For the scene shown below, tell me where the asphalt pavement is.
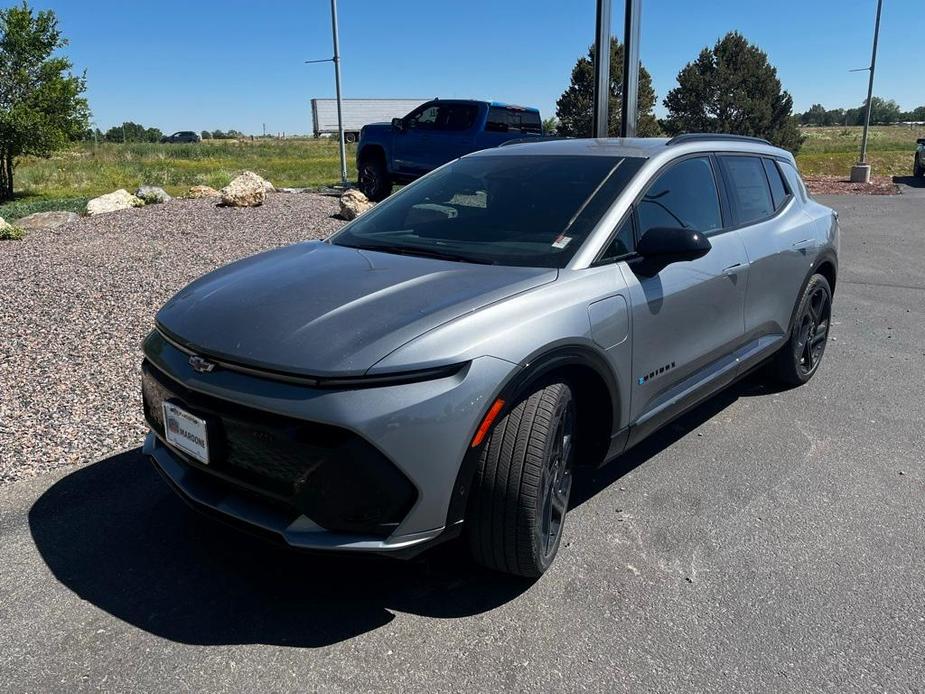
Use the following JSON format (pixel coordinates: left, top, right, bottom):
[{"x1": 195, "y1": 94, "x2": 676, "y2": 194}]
[{"x1": 1, "y1": 193, "x2": 923, "y2": 693}]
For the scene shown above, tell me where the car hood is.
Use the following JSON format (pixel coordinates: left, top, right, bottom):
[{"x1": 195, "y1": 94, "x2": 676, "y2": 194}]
[{"x1": 156, "y1": 241, "x2": 557, "y2": 377}]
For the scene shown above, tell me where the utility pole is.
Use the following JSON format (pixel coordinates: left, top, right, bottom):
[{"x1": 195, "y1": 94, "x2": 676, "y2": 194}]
[
  {"x1": 306, "y1": 0, "x2": 349, "y2": 188},
  {"x1": 620, "y1": 0, "x2": 641, "y2": 138},
  {"x1": 591, "y1": 0, "x2": 612, "y2": 138},
  {"x1": 850, "y1": 0, "x2": 884, "y2": 183}
]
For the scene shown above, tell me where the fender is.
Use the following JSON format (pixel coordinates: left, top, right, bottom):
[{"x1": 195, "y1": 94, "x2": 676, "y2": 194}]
[
  {"x1": 444, "y1": 343, "x2": 624, "y2": 527},
  {"x1": 787, "y1": 249, "x2": 838, "y2": 335}
]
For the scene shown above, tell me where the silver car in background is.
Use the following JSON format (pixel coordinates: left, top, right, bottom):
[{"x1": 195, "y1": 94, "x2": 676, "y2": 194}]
[{"x1": 142, "y1": 135, "x2": 838, "y2": 577}]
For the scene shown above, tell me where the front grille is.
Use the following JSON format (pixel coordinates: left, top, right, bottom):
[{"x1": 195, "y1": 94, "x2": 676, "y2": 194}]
[{"x1": 142, "y1": 360, "x2": 417, "y2": 535}]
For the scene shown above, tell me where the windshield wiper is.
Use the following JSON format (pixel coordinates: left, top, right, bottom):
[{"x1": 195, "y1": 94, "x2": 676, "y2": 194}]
[{"x1": 342, "y1": 242, "x2": 495, "y2": 265}]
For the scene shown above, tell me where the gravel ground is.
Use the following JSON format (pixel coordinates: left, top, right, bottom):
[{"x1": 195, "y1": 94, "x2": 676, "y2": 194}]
[
  {"x1": 0, "y1": 194, "x2": 344, "y2": 484},
  {"x1": 804, "y1": 175, "x2": 899, "y2": 195}
]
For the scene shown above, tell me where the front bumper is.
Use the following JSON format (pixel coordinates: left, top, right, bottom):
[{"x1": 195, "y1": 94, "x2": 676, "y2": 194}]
[
  {"x1": 144, "y1": 432, "x2": 447, "y2": 553},
  {"x1": 141, "y1": 334, "x2": 518, "y2": 553}
]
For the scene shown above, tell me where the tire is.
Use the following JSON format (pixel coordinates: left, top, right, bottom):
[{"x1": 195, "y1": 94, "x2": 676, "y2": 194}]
[
  {"x1": 772, "y1": 274, "x2": 832, "y2": 386},
  {"x1": 358, "y1": 155, "x2": 391, "y2": 202},
  {"x1": 466, "y1": 382, "x2": 576, "y2": 578}
]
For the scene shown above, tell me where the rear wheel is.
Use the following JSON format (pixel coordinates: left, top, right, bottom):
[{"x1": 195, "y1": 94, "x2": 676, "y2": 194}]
[
  {"x1": 466, "y1": 383, "x2": 576, "y2": 578},
  {"x1": 773, "y1": 274, "x2": 832, "y2": 386},
  {"x1": 358, "y1": 155, "x2": 391, "y2": 202}
]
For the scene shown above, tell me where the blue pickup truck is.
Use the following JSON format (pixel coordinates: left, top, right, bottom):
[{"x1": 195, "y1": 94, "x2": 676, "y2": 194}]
[{"x1": 356, "y1": 99, "x2": 544, "y2": 201}]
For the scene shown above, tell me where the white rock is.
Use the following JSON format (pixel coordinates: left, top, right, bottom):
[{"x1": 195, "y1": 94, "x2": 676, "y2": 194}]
[
  {"x1": 220, "y1": 172, "x2": 267, "y2": 207},
  {"x1": 134, "y1": 185, "x2": 171, "y2": 204},
  {"x1": 86, "y1": 189, "x2": 144, "y2": 216},
  {"x1": 339, "y1": 189, "x2": 374, "y2": 220}
]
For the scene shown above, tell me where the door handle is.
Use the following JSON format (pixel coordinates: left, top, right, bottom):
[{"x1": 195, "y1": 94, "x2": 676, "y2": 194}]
[
  {"x1": 792, "y1": 239, "x2": 813, "y2": 250},
  {"x1": 722, "y1": 262, "x2": 743, "y2": 275}
]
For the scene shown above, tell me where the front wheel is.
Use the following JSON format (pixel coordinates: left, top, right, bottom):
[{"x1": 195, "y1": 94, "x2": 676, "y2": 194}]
[
  {"x1": 773, "y1": 274, "x2": 832, "y2": 386},
  {"x1": 466, "y1": 383, "x2": 576, "y2": 578},
  {"x1": 358, "y1": 156, "x2": 391, "y2": 202}
]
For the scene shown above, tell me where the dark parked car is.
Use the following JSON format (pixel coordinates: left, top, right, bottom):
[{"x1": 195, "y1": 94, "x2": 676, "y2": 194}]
[
  {"x1": 914, "y1": 138, "x2": 925, "y2": 177},
  {"x1": 160, "y1": 131, "x2": 201, "y2": 144},
  {"x1": 357, "y1": 99, "x2": 544, "y2": 201}
]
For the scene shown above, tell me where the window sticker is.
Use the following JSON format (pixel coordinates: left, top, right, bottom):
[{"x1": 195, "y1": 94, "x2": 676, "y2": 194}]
[{"x1": 552, "y1": 235, "x2": 572, "y2": 249}]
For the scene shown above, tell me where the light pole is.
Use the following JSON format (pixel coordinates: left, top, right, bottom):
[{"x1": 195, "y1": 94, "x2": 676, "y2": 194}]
[
  {"x1": 620, "y1": 0, "x2": 641, "y2": 138},
  {"x1": 591, "y1": 0, "x2": 612, "y2": 138},
  {"x1": 850, "y1": 0, "x2": 884, "y2": 183},
  {"x1": 592, "y1": 0, "x2": 642, "y2": 139},
  {"x1": 306, "y1": 0, "x2": 349, "y2": 188}
]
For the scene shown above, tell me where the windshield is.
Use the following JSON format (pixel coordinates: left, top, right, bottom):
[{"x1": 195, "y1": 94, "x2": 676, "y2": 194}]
[{"x1": 330, "y1": 154, "x2": 645, "y2": 268}]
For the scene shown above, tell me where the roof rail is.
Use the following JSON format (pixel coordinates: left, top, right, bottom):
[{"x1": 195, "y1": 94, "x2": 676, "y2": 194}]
[
  {"x1": 666, "y1": 133, "x2": 772, "y2": 146},
  {"x1": 498, "y1": 135, "x2": 570, "y2": 147}
]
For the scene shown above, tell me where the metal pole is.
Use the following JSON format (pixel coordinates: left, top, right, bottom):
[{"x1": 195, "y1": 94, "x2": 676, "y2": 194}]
[
  {"x1": 620, "y1": 0, "x2": 641, "y2": 138},
  {"x1": 330, "y1": 0, "x2": 348, "y2": 186},
  {"x1": 591, "y1": 0, "x2": 612, "y2": 138},
  {"x1": 858, "y1": 0, "x2": 883, "y2": 165}
]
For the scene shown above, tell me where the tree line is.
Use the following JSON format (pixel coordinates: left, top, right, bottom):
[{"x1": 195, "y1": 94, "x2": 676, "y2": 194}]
[{"x1": 795, "y1": 99, "x2": 925, "y2": 127}]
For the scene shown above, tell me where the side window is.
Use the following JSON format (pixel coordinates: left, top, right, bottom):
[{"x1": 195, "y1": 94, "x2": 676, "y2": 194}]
[
  {"x1": 407, "y1": 104, "x2": 439, "y2": 130},
  {"x1": 779, "y1": 160, "x2": 808, "y2": 202},
  {"x1": 637, "y1": 157, "x2": 722, "y2": 235},
  {"x1": 600, "y1": 214, "x2": 635, "y2": 262},
  {"x1": 436, "y1": 104, "x2": 477, "y2": 132},
  {"x1": 720, "y1": 155, "x2": 774, "y2": 224},
  {"x1": 762, "y1": 158, "x2": 789, "y2": 209}
]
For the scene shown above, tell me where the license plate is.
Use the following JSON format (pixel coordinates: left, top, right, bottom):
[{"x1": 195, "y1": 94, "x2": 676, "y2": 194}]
[{"x1": 162, "y1": 401, "x2": 210, "y2": 464}]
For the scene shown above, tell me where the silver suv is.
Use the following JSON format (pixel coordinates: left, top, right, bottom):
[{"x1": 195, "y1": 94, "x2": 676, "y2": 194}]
[{"x1": 142, "y1": 135, "x2": 838, "y2": 577}]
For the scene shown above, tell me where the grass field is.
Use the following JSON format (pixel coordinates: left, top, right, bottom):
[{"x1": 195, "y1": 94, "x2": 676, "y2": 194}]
[
  {"x1": 797, "y1": 125, "x2": 924, "y2": 177},
  {"x1": 1, "y1": 138, "x2": 357, "y2": 221},
  {"x1": 2, "y1": 125, "x2": 923, "y2": 221}
]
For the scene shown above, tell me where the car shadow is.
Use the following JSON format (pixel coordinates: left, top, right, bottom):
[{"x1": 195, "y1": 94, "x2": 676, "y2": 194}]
[
  {"x1": 892, "y1": 175, "x2": 925, "y2": 188},
  {"x1": 29, "y1": 370, "x2": 774, "y2": 648}
]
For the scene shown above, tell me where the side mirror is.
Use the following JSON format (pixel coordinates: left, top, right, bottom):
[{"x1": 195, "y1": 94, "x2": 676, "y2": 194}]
[
  {"x1": 391, "y1": 118, "x2": 405, "y2": 132},
  {"x1": 634, "y1": 226, "x2": 711, "y2": 276}
]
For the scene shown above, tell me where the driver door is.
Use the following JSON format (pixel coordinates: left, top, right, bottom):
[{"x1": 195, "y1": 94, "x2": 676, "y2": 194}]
[
  {"x1": 619, "y1": 154, "x2": 749, "y2": 443},
  {"x1": 393, "y1": 102, "x2": 440, "y2": 177}
]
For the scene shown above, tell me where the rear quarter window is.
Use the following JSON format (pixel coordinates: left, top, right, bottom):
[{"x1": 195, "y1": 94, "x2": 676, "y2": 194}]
[
  {"x1": 486, "y1": 107, "x2": 542, "y2": 134},
  {"x1": 719, "y1": 155, "x2": 774, "y2": 225}
]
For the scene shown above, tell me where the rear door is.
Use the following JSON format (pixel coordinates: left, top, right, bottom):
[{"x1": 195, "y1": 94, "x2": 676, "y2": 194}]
[
  {"x1": 718, "y1": 155, "x2": 815, "y2": 363},
  {"x1": 618, "y1": 155, "x2": 749, "y2": 441}
]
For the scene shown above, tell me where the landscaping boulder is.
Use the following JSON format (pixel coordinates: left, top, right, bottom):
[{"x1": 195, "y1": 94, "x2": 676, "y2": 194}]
[
  {"x1": 338, "y1": 189, "x2": 374, "y2": 220},
  {"x1": 134, "y1": 185, "x2": 172, "y2": 204},
  {"x1": 220, "y1": 171, "x2": 267, "y2": 207},
  {"x1": 259, "y1": 175, "x2": 276, "y2": 194},
  {"x1": 0, "y1": 217, "x2": 24, "y2": 240},
  {"x1": 86, "y1": 189, "x2": 145, "y2": 216},
  {"x1": 13, "y1": 211, "x2": 80, "y2": 231},
  {"x1": 187, "y1": 185, "x2": 221, "y2": 198}
]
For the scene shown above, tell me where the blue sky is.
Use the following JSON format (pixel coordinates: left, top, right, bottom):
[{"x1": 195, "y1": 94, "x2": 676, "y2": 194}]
[{"x1": 27, "y1": 0, "x2": 925, "y2": 134}]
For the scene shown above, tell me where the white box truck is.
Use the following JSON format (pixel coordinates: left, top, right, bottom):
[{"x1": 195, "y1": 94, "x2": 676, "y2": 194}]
[{"x1": 311, "y1": 98, "x2": 428, "y2": 142}]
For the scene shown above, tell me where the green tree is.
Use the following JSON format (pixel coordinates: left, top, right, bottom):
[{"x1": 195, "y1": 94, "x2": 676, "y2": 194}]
[
  {"x1": 0, "y1": 3, "x2": 89, "y2": 200},
  {"x1": 555, "y1": 36, "x2": 659, "y2": 138},
  {"x1": 800, "y1": 104, "x2": 827, "y2": 126},
  {"x1": 200, "y1": 129, "x2": 212, "y2": 140},
  {"x1": 541, "y1": 116, "x2": 559, "y2": 135},
  {"x1": 662, "y1": 32, "x2": 803, "y2": 152},
  {"x1": 864, "y1": 96, "x2": 901, "y2": 124}
]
